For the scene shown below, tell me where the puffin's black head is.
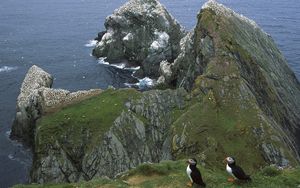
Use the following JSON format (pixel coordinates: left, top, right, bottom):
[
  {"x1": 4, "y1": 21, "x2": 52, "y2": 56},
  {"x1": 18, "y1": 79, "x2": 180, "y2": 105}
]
[
  {"x1": 187, "y1": 158, "x2": 197, "y2": 166},
  {"x1": 224, "y1": 156, "x2": 235, "y2": 165}
]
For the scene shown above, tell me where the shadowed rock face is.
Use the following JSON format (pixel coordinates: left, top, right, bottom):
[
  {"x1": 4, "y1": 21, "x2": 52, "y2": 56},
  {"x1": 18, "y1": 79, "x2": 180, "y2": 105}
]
[
  {"x1": 92, "y1": 0, "x2": 185, "y2": 77},
  {"x1": 160, "y1": 0, "x2": 300, "y2": 160},
  {"x1": 11, "y1": 65, "x2": 101, "y2": 146}
]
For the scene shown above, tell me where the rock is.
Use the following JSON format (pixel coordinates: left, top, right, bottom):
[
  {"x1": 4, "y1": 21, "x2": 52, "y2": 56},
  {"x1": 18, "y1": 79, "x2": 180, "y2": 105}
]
[
  {"x1": 159, "y1": 60, "x2": 173, "y2": 83},
  {"x1": 162, "y1": 0, "x2": 300, "y2": 162},
  {"x1": 92, "y1": 0, "x2": 185, "y2": 77},
  {"x1": 163, "y1": 31, "x2": 198, "y2": 88},
  {"x1": 38, "y1": 88, "x2": 101, "y2": 114},
  {"x1": 10, "y1": 65, "x2": 53, "y2": 145},
  {"x1": 94, "y1": 31, "x2": 106, "y2": 41},
  {"x1": 261, "y1": 143, "x2": 289, "y2": 167},
  {"x1": 10, "y1": 65, "x2": 101, "y2": 146},
  {"x1": 31, "y1": 88, "x2": 187, "y2": 183}
]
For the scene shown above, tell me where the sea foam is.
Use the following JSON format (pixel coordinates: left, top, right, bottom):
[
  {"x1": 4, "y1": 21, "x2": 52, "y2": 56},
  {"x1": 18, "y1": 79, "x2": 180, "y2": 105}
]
[
  {"x1": 98, "y1": 57, "x2": 140, "y2": 71},
  {"x1": 85, "y1": 40, "x2": 98, "y2": 47},
  {"x1": 0, "y1": 66, "x2": 18, "y2": 73},
  {"x1": 125, "y1": 77, "x2": 155, "y2": 89}
]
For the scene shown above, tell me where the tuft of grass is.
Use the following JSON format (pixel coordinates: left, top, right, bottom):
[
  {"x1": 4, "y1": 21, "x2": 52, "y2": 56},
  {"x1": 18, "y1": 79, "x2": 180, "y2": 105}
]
[{"x1": 260, "y1": 166, "x2": 282, "y2": 177}]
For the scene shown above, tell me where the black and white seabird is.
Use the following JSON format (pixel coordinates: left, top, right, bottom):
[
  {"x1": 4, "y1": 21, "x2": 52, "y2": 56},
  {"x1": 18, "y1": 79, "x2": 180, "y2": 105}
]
[
  {"x1": 224, "y1": 156, "x2": 251, "y2": 182},
  {"x1": 186, "y1": 158, "x2": 206, "y2": 187}
]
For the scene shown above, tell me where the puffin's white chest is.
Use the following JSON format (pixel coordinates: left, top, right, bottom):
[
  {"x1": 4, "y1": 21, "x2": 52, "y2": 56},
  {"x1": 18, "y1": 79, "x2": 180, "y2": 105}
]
[
  {"x1": 186, "y1": 165, "x2": 193, "y2": 181},
  {"x1": 226, "y1": 164, "x2": 235, "y2": 177}
]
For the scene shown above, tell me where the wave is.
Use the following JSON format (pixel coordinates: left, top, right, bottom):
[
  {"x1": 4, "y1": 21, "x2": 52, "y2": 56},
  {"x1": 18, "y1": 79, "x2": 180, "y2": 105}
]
[
  {"x1": 5, "y1": 131, "x2": 23, "y2": 147},
  {"x1": 125, "y1": 77, "x2": 155, "y2": 89},
  {"x1": 0, "y1": 66, "x2": 18, "y2": 73},
  {"x1": 6, "y1": 131, "x2": 32, "y2": 166},
  {"x1": 124, "y1": 66, "x2": 140, "y2": 71},
  {"x1": 98, "y1": 57, "x2": 140, "y2": 71},
  {"x1": 85, "y1": 40, "x2": 98, "y2": 47},
  {"x1": 97, "y1": 57, "x2": 110, "y2": 65}
]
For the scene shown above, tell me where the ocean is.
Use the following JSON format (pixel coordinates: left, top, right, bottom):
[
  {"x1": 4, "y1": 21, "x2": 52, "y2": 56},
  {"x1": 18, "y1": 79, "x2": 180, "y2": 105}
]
[{"x1": 0, "y1": 0, "x2": 299, "y2": 187}]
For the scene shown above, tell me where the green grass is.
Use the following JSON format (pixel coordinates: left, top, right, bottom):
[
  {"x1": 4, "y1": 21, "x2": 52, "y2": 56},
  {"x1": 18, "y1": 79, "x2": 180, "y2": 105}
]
[
  {"x1": 14, "y1": 160, "x2": 300, "y2": 188},
  {"x1": 35, "y1": 88, "x2": 141, "y2": 157}
]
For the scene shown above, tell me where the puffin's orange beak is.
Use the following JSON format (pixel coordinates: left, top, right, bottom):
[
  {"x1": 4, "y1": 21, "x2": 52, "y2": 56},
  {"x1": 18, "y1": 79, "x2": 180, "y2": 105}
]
[
  {"x1": 186, "y1": 160, "x2": 190, "y2": 164},
  {"x1": 223, "y1": 158, "x2": 227, "y2": 164}
]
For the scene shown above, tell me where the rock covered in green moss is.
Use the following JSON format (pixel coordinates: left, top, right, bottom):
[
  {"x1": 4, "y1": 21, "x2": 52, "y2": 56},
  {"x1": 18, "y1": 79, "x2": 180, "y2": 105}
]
[
  {"x1": 92, "y1": 0, "x2": 185, "y2": 77},
  {"x1": 31, "y1": 88, "x2": 187, "y2": 183},
  {"x1": 159, "y1": 0, "x2": 300, "y2": 164}
]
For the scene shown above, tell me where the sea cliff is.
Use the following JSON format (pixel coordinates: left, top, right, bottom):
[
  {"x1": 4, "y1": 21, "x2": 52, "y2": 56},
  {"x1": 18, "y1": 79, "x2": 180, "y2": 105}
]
[{"x1": 11, "y1": 0, "x2": 300, "y2": 186}]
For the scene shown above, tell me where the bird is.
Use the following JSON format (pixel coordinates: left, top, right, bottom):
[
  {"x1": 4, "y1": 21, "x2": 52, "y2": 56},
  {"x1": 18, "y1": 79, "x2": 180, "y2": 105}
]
[
  {"x1": 224, "y1": 156, "x2": 251, "y2": 182},
  {"x1": 186, "y1": 158, "x2": 206, "y2": 187}
]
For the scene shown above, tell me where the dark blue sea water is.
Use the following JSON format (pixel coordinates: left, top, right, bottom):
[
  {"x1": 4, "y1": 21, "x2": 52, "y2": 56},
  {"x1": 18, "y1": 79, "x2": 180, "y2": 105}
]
[{"x1": 0, "y1": 0, "x2": 299, "y2": 187}]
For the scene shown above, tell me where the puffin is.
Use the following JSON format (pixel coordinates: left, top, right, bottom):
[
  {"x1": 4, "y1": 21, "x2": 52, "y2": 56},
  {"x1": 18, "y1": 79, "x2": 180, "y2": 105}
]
[
  {"x1": 224, "y1": 156, "x2": 251, "y2": 182},
  {"x1": 186, "y1": 158, "x2": 206, "y2": 187}
]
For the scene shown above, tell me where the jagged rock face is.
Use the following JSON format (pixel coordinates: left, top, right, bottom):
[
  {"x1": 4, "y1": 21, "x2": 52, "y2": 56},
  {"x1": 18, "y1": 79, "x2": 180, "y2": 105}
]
[
  {"x1": 92, "y1": 0, "x2": 185, "y2": 77},
  {"x1": 161, "y1": 0, "x2": 300, "y2": 162},
  {"x1": 11, "y1": 65, "x2": 101, "y2": 146},
  {"x1": 31, "y1": 89, "x2": 187, "y2": 183}
]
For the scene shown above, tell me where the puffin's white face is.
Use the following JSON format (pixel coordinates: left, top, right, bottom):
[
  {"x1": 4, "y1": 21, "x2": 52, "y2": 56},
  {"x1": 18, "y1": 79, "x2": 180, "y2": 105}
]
[
  {"x1": 187, "y1": 158, "x2": 197, "y2": 165},
  {"x1": 225, "y1": 157, "x2": 235, "y2": 164}
]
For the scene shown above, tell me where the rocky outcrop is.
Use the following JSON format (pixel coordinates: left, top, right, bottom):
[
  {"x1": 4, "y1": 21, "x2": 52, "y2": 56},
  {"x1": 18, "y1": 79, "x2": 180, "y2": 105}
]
[
  {"x1": 10, "y1": 65, "x2": 101, "y2": 146},
  {"x1": 92, "y1": 0, "x2": 185, "y2": 77},
  {"x1": 159, "y1": 0, "x2": 300, "y2": 160},
  {"x1": 31, "y1": 88, "x2": 187, "y2": 183}
]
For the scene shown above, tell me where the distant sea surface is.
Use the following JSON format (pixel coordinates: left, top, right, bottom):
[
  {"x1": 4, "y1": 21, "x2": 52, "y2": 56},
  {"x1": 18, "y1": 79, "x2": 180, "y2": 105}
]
[{"x1": 0, "y1": 0, "x2": 299, "y2": 187}]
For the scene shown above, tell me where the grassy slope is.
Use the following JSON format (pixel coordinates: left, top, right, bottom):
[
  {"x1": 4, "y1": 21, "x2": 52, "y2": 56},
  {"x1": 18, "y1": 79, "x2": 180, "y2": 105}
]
[
  {"x1": 14, "y1": 160, "x2": 300, "y2": 188},
  {"x1": 34, "y1": 88, "x2": 141, "y2": 162}
]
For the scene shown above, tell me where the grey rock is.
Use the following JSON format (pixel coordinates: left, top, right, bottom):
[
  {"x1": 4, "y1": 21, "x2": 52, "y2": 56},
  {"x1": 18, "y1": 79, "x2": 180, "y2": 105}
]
[
  {"x1": 162, "y1": 0, "x2": 300, "y2": 161},
  {"x1": 261, "y1": 143, "x2": 289, "y2": 167},
  {"x1": 92, "y1": 0, "x2": 185, "y2": 77},
  {"x1": 31, "y1": 88, "x2": 187, "y2": 183},
  {"x1": 11, "y1": 65, "x2": 53, "y2": 145},
  {"x1": 11, "y1": 65, "x2": 101, "y2": 146}
]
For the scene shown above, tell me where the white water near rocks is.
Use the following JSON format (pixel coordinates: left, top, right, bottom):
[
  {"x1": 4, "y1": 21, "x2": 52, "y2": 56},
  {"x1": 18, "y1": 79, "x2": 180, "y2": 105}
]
[{"x1": 0, "y1": 0, "x2": 299, "y2": 187}]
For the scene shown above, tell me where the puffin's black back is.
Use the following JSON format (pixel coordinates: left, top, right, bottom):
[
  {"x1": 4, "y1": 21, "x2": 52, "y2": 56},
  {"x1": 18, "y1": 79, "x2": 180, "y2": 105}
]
[
  {"x1": 229, "y1": 163, "x2": 251, "y2": 181},
  {"x1": 190, "y1": 165, "x2": 206, "y2": 187}
]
